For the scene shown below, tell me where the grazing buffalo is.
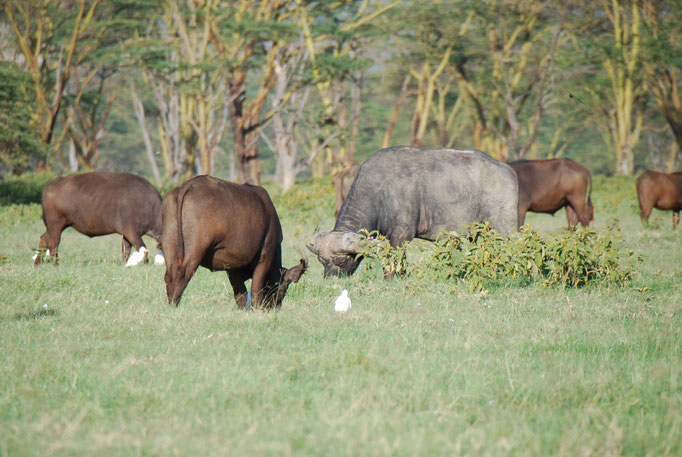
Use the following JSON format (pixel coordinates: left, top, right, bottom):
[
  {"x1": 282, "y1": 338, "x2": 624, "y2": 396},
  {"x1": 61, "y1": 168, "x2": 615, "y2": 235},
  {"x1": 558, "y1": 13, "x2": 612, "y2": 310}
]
[
  {"x1": 333, "y1": 164, "x2": 360, "y2": 217},
  {"x1": 34, "y1": 172, "x2": 162, "y2": 265},
  {"x1": 162, "y1": 175, "x2": 307, "y2": 308},
  {"x1": 508, "y1": 158, "x2": 594, "y2": 228},
  {"x1": 307, "y1": 146, "x2": 519, "y2": 277},
  {"x1": 636, "y1": 170, "x2": 682, "y2": 229}
]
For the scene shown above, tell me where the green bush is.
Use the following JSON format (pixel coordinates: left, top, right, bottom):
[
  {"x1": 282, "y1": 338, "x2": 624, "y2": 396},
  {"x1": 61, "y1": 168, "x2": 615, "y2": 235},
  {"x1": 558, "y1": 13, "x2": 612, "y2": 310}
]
[
  {"x1": 357, "y1": 222, "x2": 643, "y2": 291},
  {"x1": 0, "y1": 172, "x2": 55, "y2": 205},
  {"x1": 357, "y1": 230, "x2": 408, "y2": 278}
]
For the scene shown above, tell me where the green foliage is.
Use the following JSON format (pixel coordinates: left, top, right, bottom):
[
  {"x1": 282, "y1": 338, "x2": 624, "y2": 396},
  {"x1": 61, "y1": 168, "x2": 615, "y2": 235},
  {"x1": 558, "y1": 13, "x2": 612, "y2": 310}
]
[
  {"x1": 0, "y1": 62, "x2": 46, "y2": 173},
  {"x1": 0, "y1": 172, "x2": 55, "y2": 206},
  {"x1": 357, "y1": 230, "x2": 408, "y2": 278},
  {"x1": 357, "y1": 222, "x2": 642, "y2": 291},
  {"x1": 428, "y1": 223, "x2": 643, "y2": 291}
]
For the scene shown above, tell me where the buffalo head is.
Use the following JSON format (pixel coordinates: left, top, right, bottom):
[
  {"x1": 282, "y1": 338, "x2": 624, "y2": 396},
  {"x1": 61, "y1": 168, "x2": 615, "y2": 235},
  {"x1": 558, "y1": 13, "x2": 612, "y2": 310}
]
[
  {"x1": 265, "y1": 248, "x2": 308, "y2": 308},
  {"x1": 306, "y1": 231, "x2": 362, "y2": 277}
]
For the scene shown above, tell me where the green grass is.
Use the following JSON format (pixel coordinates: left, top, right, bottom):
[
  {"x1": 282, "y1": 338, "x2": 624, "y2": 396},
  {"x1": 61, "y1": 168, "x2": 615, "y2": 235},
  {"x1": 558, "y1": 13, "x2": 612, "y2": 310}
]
[{"x1": 1, "y1": 176, "x2": 680, "y2": 456}]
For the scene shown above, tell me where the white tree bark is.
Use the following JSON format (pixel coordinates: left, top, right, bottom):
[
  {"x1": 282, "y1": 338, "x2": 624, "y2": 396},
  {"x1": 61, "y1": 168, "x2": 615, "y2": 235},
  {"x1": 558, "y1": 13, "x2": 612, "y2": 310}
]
[{"x1": 130, "y1": 82, "x2": 162, "y2": 186}]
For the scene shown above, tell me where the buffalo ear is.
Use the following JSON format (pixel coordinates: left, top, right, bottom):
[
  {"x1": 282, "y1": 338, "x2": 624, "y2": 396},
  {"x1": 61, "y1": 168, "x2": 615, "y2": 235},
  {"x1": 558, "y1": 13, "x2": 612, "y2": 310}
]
[
  {"x1": 284, "y1": 247, "x2": 308, "y2": 284},
  {"x1": 284, "y1": 263, "x2": 306, "y2": 283},
  {"x1": 306, "y1": 241, "x2": 318, "y2": 255}
]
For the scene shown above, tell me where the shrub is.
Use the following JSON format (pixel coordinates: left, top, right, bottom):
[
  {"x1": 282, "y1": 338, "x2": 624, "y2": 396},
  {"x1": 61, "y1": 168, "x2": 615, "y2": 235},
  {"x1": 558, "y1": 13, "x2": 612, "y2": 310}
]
[
  {"x1": 0, "y1": 172, "x2": 55, "y2": 205},
  {"x1": 357, "y1": 230, "x2": 408, "y2": 278},
  {"x1": 357, "y1": 222, "x2": 642, "y2": 291}
]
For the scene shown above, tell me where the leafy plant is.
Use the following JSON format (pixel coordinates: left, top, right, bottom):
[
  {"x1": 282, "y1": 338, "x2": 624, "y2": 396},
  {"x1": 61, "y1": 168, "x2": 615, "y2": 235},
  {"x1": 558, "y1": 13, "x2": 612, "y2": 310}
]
[
  {"x1": 357, "y1": 230, "x2": 408, "y2": 279},
  {"x1": 356, "y1": 222, "x2": 643, "y2": 291},
  {"x1": 427, "y1": 222, "x2": 642, "y2": 291}
]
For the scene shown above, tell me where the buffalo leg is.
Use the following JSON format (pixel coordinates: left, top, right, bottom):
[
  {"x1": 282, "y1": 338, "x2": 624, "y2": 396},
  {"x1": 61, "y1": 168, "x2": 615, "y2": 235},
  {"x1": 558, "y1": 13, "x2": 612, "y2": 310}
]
[
  {"x1": 566, "y1": 194, "x2": 590, "y2": 227},
  {"x1": 639, "y1": 202, "x2": 652, "y2": 226},
  {"x1": 250, "y1": 259, "x2": 276, "y2": 308},
  {"x1": 122, "y1": 229, "x2": 148, "y2": 263},
  {"x1": 389, "y1": 227, "x2": 410, "y2": 248},
  {"x1": 122, "y1": 237, "x2": 132, "y2": 262},
  {"x1": 566, "y1": 205, "x2": 579, "y2": 229},
  {"x1": 166, "y1": 258, "x2": 200, "y2": 306},
  {"x1": 517, "y1": 207, "x2": 527, "y2": 228},
  {"x1": 227, "y1": 271, "x2": 249, "y2": 309},
  {"x1": 386, "y1": 229, "x2": 410, "y2": 280},
  {"x1": 673, "y1": 211, "x2": 680, "y2": 229},
  {"x1": 34, "y1": 219, "x2": 66, "y2": 266},
  {"x1": 637, "y1": 190, "x2": 652, "y2": 225}
]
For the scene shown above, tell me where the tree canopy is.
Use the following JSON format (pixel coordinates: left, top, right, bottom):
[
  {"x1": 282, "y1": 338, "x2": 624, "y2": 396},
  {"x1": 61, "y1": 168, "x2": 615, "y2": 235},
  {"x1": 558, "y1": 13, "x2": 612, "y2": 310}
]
[{"x1": 1, "y1": 0, "x2": 680, "y2": 183}]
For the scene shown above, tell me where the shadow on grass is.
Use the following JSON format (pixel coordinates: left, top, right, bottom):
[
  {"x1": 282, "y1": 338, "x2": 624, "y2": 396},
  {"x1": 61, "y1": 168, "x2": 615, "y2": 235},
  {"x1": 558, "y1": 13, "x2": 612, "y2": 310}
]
[{"x1": 12, "y1": 307, "x2": 59, "y2": 320}]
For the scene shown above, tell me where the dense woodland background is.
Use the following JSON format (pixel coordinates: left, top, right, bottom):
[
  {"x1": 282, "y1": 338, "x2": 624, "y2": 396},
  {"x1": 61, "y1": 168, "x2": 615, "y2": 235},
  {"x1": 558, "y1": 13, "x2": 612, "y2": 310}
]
[{"x1": 1, "y1": 0, "x2": 681, "y2": 192}]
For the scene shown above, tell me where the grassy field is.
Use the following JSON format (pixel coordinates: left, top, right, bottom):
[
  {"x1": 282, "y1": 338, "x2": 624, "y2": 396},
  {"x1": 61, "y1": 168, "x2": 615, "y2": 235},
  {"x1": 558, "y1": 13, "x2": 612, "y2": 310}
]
[{"x1": 0, "y1": 176, "x2": 680, "y2": 456}]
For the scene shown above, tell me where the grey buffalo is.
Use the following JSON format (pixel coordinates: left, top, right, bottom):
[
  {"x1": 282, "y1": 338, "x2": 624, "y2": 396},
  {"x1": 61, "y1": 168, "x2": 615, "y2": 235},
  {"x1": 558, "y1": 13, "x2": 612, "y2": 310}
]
[{"x1": 307, "y1": 146, "x2": 519, "y2": 277}]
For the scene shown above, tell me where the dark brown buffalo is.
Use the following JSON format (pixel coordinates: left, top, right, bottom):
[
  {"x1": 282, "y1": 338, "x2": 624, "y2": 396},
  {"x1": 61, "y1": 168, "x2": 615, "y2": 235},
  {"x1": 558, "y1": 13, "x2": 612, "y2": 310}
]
[
  {"x1": 333, "y1": 164, "x2": 360, "y2": 217},
  {"x1": 34, "y1": 172, "x2": 162, "y2": 265},
  {"x1": 636, "y1": 170, "x2": 682, "y2": 228},
  {"x1": 509, "y1": 158, "x2": 594, "y2": 228},
  {"x1": 162, "y1": 175, "x2": 307, "y2": 309}
]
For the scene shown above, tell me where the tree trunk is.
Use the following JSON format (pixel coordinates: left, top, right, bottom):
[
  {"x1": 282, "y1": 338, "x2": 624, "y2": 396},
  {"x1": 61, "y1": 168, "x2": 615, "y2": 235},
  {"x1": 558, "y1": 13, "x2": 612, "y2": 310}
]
[
  {"x1": 347, "y1": 71, "x2": 364, "y2": 166},
  {"x1": 130, "y1": 83, "x2": 162, "y2": 186},
  {"x1": 69, "y1": 139, "x2": 79, "y2": 172},
  {"x1": 245, "y1": 136, "x2": 262, "y2": 185},
  {"x1": 276, "y1": 150, "x2": 297, "y2": 192},
  {"x1": 383, "y1": 75, "x2": 411, "y2": 148}
]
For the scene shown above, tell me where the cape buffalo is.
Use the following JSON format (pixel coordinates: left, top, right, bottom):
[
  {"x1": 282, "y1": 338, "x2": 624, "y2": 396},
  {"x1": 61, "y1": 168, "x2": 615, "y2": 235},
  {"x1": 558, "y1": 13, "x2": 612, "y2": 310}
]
[
  {"x1": 162, "y1": 175, "x2": 307, "y2": 309},
  {"x1": 508, "y1": 158, "x2": 594, "y2": 228},
  {"x1": 636, "y1": 170, "x2": 682, "y2": 229},
  {"x1": 307, "y1": 146, "x2": 519, "y2": 277},
  {"x1": 333, "y1": 164, "x2": 360, "y2": 217},
  {"x1": 34, "y1": 172, "x2": 162, "y2": 265}
]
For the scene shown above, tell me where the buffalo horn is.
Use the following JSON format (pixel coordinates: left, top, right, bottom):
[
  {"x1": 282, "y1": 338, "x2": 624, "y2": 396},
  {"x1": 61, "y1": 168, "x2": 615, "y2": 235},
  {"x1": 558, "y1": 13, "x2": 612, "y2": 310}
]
[
  {"x1": 295, "y1": 247, "x2": 309, "y2": 268},
  {"x1": 332, "y1": 231, "x2": 362, "y2": 255}
]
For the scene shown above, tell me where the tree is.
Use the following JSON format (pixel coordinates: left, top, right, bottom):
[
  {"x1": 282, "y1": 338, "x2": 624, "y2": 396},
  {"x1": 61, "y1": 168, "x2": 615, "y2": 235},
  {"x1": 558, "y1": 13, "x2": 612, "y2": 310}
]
[
  {"x1": 64, "y1": 67, "x2": 121, "y2": 170},
  {"x1": 385, "y1": 2, "x2": 473, "y2": 148},
  {"x1": 382, "y1": 0, "x2": 564, "y2": 160},
  {"x1": 1, "y1": 0, "x2": 154, "y2": 171},
  {"x1": 296, "y1": 0, "x2": 397, "y2": 177},
  {"x1": 641, "y1": 0, "x2": 682, "y2": 163},
  {"x1": 452, "y1": 0, "x2": 566, "y2": 160},
  {"x1": 127, "y1": 0, "x2": 233, "y2": 182},
  {"x1": 207, "y1": 0, "x2": 297, "y2": 185},
  {"x1": 0, "y1": 61, "x2": 45, "y2": 173},
  {"x1": 572, "y1": 0, "x2": 646, "y2": 175}
]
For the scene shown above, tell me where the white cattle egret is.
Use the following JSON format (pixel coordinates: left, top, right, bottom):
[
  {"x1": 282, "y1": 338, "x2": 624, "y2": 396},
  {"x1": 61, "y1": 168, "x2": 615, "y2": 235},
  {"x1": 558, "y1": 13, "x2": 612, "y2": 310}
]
[
  {"x1": 335, "y1": 289, "x2": 351, "y2": 312},
  {"x1": 154, "y1": 252, "x2": 165, "y2": 266},
  {"x1": 33, "y1": 249, "x2": 50, "y2": 262},
  {"x1": 125, "y1": 247, "x2": 149, "y2": 267}
]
